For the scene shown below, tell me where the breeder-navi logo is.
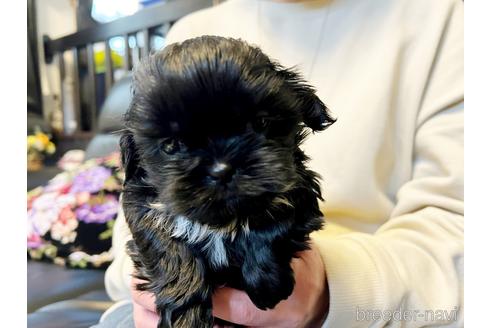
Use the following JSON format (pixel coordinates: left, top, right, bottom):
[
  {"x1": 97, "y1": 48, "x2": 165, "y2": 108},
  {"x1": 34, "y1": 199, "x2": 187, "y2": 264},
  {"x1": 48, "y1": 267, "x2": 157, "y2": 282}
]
[{"x1": 356, "y1": 306, "x2": 459, "y2": 322}]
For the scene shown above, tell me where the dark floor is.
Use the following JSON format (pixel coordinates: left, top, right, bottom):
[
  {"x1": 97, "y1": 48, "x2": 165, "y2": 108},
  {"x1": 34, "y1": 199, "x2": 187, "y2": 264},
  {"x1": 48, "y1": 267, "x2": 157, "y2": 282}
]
[{"x1": 27, "y1": 261, "x2": 111, "y2": 328}]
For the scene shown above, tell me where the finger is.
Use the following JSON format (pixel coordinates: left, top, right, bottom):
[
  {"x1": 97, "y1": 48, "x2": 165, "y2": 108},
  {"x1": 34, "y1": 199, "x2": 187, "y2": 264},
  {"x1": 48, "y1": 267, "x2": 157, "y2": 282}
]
[
  {"x1": 212, "y1": 287, "x2": 272, "y2": 326},
  {"x1": 133, "y1": 302, "x2": 160, "y2": 328},
  {"x1": 131, "y1": 277, "x2": 157, "y2": 312}
]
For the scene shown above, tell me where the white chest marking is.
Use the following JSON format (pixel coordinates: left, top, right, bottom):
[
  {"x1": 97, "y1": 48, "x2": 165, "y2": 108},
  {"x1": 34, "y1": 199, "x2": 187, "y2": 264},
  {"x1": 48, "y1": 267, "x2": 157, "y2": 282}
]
[
  {"x1": 171, "y1": 215, "x2": 230, "y2": 269},
  {"x1": 147, "y1": 203, "x2": 248, "y2": 269}
]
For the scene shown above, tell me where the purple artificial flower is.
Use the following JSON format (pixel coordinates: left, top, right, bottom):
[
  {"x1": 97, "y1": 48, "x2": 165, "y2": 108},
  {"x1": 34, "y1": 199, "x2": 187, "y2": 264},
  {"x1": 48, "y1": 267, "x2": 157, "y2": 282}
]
[
  {"x1": 27, "y1": 231, "x2": 43, "y2": 249},
  {"x1": 75, "y1": 195, "x2": 119, "y2": 223},
  {"x1": 70, "y1": 166, "x2": 112, "y2": 194}
]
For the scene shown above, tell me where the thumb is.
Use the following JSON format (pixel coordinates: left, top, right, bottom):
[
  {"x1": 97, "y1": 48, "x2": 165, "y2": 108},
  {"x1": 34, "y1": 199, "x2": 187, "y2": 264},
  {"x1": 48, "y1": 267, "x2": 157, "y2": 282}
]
[{"x1": 131, "y1": 276, "x2": 157, "y2": 312}]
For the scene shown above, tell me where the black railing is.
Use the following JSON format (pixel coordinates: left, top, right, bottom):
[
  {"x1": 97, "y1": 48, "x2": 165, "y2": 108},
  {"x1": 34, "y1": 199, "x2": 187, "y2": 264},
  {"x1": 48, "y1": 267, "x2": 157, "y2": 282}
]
[{"x1": 43, "y1": 0, "x2": 213, "y2": 134}]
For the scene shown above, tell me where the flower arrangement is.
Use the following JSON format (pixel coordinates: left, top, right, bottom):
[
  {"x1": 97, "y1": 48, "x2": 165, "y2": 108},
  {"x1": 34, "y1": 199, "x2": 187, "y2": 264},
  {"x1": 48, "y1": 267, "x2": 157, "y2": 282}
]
[
  {"x1": 27, "y1": 130, "x2": 56, "y2": 171},
  {"x1": 27, "y1": 151, "x2": 123, "y2": 269}
]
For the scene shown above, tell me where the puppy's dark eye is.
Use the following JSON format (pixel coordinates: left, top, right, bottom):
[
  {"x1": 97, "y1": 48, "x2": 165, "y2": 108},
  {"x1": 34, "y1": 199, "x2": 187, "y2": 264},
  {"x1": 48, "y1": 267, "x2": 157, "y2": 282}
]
[
  {"x1": 159, "y1": 138, "x2": 179, "y2": 155},
  {"x1": 254, "y1": 116, "x2": 270, "y2": 131}
]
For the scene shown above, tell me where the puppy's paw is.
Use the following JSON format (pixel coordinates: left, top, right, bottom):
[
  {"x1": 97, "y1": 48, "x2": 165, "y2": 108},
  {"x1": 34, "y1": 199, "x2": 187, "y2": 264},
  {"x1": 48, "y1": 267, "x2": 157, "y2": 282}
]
[{"x1": 246, "y1": 271, "x2": 295, "y2": 310}]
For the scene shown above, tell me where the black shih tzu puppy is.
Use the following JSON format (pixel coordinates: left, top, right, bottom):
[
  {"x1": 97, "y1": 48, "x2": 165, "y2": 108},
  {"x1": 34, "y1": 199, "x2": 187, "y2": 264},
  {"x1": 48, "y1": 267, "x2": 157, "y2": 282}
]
[{"x1": 120, "y1": 36, "x2": 335, "y2": 328}]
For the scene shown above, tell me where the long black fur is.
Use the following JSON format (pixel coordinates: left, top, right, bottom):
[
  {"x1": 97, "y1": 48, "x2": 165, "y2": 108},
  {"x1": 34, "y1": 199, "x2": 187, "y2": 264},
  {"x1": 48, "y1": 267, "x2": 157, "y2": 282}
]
[{"x1": 120, "y1": 36, "x2": 335, "y2": 328}]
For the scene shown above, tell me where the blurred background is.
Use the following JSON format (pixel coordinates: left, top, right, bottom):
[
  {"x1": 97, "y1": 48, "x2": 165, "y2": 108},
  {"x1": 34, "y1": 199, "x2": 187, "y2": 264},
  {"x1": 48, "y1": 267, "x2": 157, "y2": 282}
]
[
  {"x1": 27, "y1": 0, "x2": 224, "y2": 188},
  {"x1": 27, "y1": 1, "x2": 220, "y2": 327}
]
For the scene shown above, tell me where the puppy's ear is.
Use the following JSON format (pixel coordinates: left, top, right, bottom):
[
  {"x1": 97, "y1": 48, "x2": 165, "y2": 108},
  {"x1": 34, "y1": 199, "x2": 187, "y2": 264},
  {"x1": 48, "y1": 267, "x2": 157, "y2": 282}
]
[
  {"x1": 298, "y1": 90, "x2": 336, "y2": 132},
  {"x1": 119, "y1": 131, "x2": 139, "y2": 183},
  {"x1": 277, "y1": 67, "x2": 336, "y2": 131}
]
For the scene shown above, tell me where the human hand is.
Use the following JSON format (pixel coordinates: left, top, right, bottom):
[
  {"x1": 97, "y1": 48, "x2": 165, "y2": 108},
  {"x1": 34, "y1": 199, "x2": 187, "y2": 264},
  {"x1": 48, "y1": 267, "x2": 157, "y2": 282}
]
[
  {"x1": 130, "y1": 245, "x2": 329, "y2": 328},
  {"x1": 130, "y1": 276, "x2": 159, "y2": 328},
  {"x1": 213, "y1": 245, "x2": 329, "y2": 328}
]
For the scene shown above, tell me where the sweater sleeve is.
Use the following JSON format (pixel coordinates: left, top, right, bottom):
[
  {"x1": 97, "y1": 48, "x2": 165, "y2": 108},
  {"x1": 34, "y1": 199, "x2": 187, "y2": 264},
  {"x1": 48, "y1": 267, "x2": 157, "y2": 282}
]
[
  {"x1": 104, "y1": 201, "x2": 133, "y2": 301},
  {"x1": 314, "y1": 2, "x2": 463, "y2": 327}
]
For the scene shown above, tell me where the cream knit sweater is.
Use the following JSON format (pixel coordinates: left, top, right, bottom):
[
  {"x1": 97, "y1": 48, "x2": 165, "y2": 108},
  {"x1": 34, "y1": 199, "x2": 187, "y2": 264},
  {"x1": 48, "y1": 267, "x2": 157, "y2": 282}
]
[{"x1": 105, "y1": 0, "x2": 464, "y2": 327}]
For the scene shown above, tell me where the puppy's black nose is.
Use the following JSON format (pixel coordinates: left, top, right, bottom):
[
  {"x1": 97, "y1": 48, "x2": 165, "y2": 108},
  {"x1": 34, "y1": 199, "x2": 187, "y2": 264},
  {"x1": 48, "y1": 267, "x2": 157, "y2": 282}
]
[{"x1": 209, "y1": 162, "x2": 233, "y2": 182}]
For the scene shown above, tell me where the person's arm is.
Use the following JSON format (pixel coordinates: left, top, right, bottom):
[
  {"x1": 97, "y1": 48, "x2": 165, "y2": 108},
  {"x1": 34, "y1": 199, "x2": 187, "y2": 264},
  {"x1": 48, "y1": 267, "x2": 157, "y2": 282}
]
[
  {"x1": 104, "y1": 204, "x2": 133, "y2": 302},
  {"x1": 313, "y1": 2, "x2": 464, "y2": 327}
]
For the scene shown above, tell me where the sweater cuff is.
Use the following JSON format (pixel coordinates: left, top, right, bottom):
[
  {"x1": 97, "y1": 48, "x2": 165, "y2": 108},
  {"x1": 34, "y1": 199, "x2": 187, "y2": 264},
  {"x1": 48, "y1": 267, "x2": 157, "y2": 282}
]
[{"x1": 311, "y1": 232, "x2": 389, "y2": 328}]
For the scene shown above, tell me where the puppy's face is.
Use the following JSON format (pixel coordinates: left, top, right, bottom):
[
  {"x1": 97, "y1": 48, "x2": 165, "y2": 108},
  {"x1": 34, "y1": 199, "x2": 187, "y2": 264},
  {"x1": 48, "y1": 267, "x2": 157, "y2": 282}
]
[{"x1": 121, "y1": 37, "x2": 334, "y2": 227}]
